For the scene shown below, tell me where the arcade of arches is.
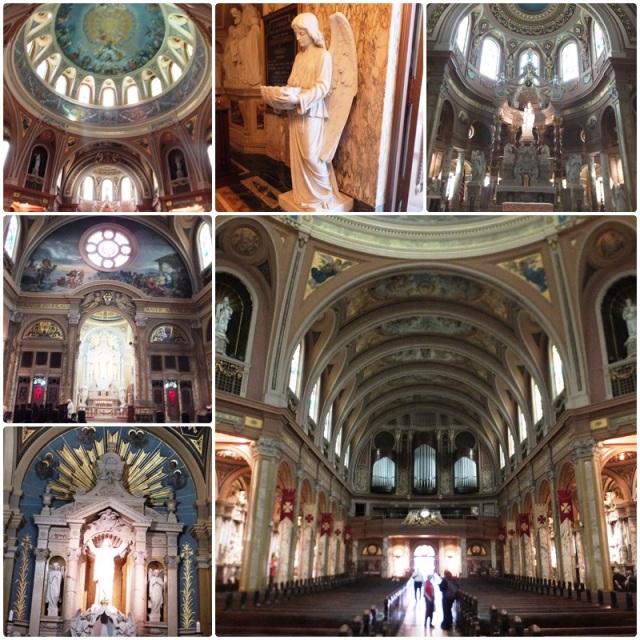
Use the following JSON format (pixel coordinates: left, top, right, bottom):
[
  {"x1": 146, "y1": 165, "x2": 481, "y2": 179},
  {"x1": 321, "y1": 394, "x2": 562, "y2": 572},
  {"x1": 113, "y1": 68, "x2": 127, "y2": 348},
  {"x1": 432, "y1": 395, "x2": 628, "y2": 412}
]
[
  {"x1": 3, "y1": 215, "x2": 212, "y2": 423},
  {"x1": 3, "y1": 4, "x2": 212, "y2": 212},
  {"x1": 216, "y1": 215, "x2": 636, "y2": 602},
  {"x1": 427, "y1": 4, "x2": 636, "y2": 212}
]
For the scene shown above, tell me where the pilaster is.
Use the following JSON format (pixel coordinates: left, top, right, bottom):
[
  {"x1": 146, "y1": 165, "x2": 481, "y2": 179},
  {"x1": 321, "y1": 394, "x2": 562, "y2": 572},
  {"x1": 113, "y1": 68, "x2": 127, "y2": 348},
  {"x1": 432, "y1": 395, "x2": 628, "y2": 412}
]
[{"x1": 164, "y1": 554, "x2": 180, "y2": 637}]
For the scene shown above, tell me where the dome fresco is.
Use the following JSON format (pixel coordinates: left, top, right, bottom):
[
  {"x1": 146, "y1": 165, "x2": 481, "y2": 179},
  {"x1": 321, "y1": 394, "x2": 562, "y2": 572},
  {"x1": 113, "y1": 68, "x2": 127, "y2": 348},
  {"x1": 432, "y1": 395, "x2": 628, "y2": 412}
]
[{"x1": 54, "y1": 4, "x2": 166, "y2": 76}]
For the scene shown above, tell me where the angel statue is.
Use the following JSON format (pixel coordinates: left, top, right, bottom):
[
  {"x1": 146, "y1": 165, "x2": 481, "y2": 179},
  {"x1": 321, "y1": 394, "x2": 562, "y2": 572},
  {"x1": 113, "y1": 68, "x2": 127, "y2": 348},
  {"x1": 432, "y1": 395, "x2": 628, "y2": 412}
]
[
  {"x1": 261, "y1": 12, "x2": 357, "y2": 212},
  {"x1": 147, "y1": 568, "x2": 166, "y2": 622}
]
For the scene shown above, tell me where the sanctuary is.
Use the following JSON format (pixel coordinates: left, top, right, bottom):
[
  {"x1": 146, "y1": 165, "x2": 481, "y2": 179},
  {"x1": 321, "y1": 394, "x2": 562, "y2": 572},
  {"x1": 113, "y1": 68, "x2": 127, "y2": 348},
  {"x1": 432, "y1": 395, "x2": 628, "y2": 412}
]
[
  {"x1": 4, "y1": 426, "x2": 212, "y2": 636},
  {"x1": 427, "y1": 4, "x2": 636, "y2": 212}
]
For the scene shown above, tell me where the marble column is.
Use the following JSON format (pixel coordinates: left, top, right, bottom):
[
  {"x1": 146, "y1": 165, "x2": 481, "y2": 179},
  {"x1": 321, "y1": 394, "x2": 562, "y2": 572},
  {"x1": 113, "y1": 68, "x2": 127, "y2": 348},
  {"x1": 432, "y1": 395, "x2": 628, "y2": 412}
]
[
  {"x1": 240, "y1": 437, "x2": 283, "y2": 592},
  {"x1": 28, "y1": 548, "x2": 49, "y2": 636},
  {"x1": 190, "y1": 318, "x2": 208, "y2": 412},
  {"x1": 65, "y1": 312, "x2": 80, "y2": 401},
  {"x1": 490, "y1": 539, "x2": 497, "y2": 570},
  {"x1": 3, "y1": 312, "x2": 22, "y2": 398},
  {"x1": 62, "y1": 523, "x2": 83, "y2": 633},
  {"x1": 460, "y1": 537, "x2": 467, "y2": 577},
  {"x1": 134, "y1": 314, "x2": 150, "y2": 403},
  {"x1": 382, "y1": 536, "x2": 389, "y2": 578},
  {"x1": 559, "y1": 519, "x2": 574, "y2": 585},
  {"x1": 571, "y1": 439, "x2": 611, "y2": 590},
  {"x1": 599, "y1": 152, "x2": 614, "y2": 212},
  {"x1": 575, "y1": 527, "x2": 586, "y2": 585},
  {"x1": 131, "y1": 551, "x2": 147, "y2": 633},
  {"x1": 276, "y1": 519, "x2": 293, "y2": 583},
  {"x1": 286, "y1": 468, "x2": 304, "y2": 583},
  {"x1": 165, "y1": 555, "x2": 180, "y2": 637},
  {"x1": 610, "y1": 83, "x2": 636, "y2": 209},
  {"x1": 547, "y1": 464, "x2": 565, "y2": 582},
  {"x1": 441, "y1": 146, "x2": 454, "y2": 207},
  {"x1": 626, "y1": 503, "x2": 637, "y2": 567},
  {"x1": 452, "y1": 150, "x2": 466, "y2": 212},
  {"x1": 505, "y1": 522, "x2": 514, "y2": 574},
  {"x1": 587, "y1": 156, "x2": 599, "y2": 211},
  {"x1": 426, "y1": 75, "x2": 449, "y2": 169}
]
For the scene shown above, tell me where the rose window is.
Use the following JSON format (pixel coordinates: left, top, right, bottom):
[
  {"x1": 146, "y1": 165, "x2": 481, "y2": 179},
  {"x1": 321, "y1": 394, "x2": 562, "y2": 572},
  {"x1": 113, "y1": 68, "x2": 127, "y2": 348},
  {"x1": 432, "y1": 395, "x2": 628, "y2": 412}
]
[{"x1": 80, "y1": 225, "x2": 138, "y2": 271}]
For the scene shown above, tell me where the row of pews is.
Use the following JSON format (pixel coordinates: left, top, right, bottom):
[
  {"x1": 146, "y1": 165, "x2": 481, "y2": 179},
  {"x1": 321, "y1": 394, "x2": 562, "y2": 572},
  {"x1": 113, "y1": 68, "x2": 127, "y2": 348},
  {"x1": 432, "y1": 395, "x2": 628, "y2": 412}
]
[
  {"x1": 215, "y1": 576, "x2": 407, "y2": 636},
  {"x1": 455, "y1": 575, "x2": 636, "y2": 636}
]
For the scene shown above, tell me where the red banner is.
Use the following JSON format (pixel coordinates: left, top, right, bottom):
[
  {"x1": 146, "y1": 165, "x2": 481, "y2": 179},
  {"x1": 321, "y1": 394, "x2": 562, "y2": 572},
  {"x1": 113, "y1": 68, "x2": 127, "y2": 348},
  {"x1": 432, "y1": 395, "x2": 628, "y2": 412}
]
[
  {"x1": 497, "y1": 527, "x2": 507, "y2": 545},
  {"x1": 558, "y1": 490, "x2": 574, "y2": 523},
  {"x1": 344, "y1": 526, "x2": 352, "y2": 543},
  {"x1": 334, "y1": 526, "x2": 342, "y2": 537},
  {"x1": 518, "y1": 513, "x2": 530, "y2": 537},
  {"x1": 279, "y1": 488, "x2": 296, "y2": 521},
  {"x1": 320, "y1": 512, "x2": 332, "y2": 536}
]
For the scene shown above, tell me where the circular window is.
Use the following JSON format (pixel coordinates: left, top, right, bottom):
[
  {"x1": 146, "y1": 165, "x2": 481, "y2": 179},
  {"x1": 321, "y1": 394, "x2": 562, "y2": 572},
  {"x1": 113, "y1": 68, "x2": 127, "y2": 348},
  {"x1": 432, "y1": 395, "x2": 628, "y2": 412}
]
[{"x1": 80, "y1": 224, "x2": 138, "y2": 271}]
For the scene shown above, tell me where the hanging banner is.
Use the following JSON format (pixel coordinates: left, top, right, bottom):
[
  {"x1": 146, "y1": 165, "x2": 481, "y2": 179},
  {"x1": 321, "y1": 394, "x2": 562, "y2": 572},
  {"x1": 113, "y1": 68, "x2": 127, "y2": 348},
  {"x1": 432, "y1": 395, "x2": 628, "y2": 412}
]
[
  {"x1": 320, "y1": 512, "x2": 333, "y2": 536},
  {"x1": 303, "y1": 503, "x2": 316, "y2": 529},
  {"x1": 507, "y1": 520, "x2": 516, "y2": 539},
  {"x1": 518, "y1": 513, "x2": 531, "y2": 537},
  {"x1": 557, "y1": 490, "x2": 574, "y2": 523},
  {"x1": 344, "y1": 526, "x2": 352, "y2": 543},
  {"x1": 334, "y1": 519, "x2": 344, "y2": 539},
  {"x1": 497, "y1": 526, "x2": 507, "y2": 545},
  {"x1": 534, "y1": 503, "x2": 547, "y2": 529},
  {"x1": 279, "y1": 488, "x2": 296, "y2": 521}
]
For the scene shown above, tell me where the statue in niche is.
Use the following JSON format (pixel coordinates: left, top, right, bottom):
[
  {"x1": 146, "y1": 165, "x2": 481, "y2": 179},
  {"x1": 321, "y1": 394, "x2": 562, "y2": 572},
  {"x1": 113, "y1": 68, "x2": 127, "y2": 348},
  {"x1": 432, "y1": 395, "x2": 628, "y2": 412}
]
[
  {"x1": 147, "y1": 568, "x2": 165, "y2": 622},
  {"x1": 46, "y1": 562, "x2": 64, "y2": 616},
  {"x1": 240, "y1": 4, "x2": 263, "y2": 86},
  {"x1": 522, "y1": 102, "x2": 535, "y2": 140},
  {"x1": 175, "y1": 155, "x2": 184, "y2": 179},
  {"x1": 470, "y1": 150, "x2": 485, "y2": 183},
  {"x1": 623, "y1": 298, "x2": 637, "y2": 338},
  {"x1": 261, "y1": 12, "x2": 357, "y2": 212},
  {"x1": 223, "y1": 7, "x2": 246, "y2": 86},
  {"x1": 85, "y1": 537, "x2": 129, "y2": 605},
  {"x1": 31, "y1": 152, "x2": 42, "y2": 176},
  {"x1": 215, "y1": 297, "x2": 233, "y2": 335}
]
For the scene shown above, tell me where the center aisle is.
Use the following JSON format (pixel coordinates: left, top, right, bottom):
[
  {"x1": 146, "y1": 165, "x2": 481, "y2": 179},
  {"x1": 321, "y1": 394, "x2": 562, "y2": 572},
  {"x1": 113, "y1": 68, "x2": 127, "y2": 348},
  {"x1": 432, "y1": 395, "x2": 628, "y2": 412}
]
[{"x1": 396, "y1": 582, "x2": 459, "y2": 637}]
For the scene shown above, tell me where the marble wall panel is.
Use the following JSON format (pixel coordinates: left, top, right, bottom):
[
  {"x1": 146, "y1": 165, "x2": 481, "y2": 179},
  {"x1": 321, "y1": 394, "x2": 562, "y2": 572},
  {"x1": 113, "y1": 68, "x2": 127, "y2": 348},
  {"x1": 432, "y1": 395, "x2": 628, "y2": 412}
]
[{"x1": 302, "y1": 4, "x2": 403, "y2": 209}]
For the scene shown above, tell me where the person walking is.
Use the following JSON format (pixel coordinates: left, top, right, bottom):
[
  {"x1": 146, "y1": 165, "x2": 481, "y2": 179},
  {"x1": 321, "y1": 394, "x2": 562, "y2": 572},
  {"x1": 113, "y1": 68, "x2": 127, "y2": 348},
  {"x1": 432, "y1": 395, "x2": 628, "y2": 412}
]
[
  {"x1": 424, "y1": 574, "x2": 436, "y2": 629},
  {"x1": 412, "y1": 568, "x2": 424, "y2": 600},
  {"x1": 439, "y1": 570, "x2": 459, "y2": 631}
]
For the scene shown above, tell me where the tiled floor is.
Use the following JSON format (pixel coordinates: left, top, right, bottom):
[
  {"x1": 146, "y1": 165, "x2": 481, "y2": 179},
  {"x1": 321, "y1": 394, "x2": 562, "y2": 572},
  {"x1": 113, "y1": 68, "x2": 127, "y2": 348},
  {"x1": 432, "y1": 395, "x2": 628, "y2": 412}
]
[{"x1": 397, "y1": 588, "x2": 459, "y2": 637}]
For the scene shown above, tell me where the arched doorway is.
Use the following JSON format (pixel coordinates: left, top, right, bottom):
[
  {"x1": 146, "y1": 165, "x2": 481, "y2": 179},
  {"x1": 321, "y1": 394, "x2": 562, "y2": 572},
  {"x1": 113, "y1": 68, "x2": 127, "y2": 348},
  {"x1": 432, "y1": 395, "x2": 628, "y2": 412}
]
[
  {"x1": 414, "y1": 543, "x2": 437, "y2": 577},
  {"x1": 75, "y1": 310, "x2": 136, "y2": 421}
]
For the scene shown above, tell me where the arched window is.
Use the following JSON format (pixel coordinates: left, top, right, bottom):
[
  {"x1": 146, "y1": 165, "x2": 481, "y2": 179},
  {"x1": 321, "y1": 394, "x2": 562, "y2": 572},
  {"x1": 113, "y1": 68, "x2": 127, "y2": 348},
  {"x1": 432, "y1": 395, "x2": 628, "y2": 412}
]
[
  {"x1": 344, "y1": 443, "x2": 351, "y2": 469},
  {"x1": 508, "y1": 429, "x2": 515, "y2": 459},
  {"x1": 531, "y1": 380, "x2": 543, "y2": 425},
  {"x1": 334, "y1": 424, "x2": 342, "y2": 458},
  {"x1": 324, "y1": 404, "x2": 332, "y2": 442},
  {"x1": 413, "y1": 444, "x2": 437, "y2": 492},
  {"x1": 593, "y1": 22, "x2": 605, "y2": 60},
  {"x1": 561, "y1": 41, "x2": 579, "y2": 81},
  {"x1": 479, "y1": 38, "x2": 500, "y2": 80},
  {"x1": 518, "y1": 48, "x2": 540, "y2": 85},
  {"x1": 2, "y1": 140, "x2": 10, "y2": 169},
  {"x1": 289, "y1": 342, "x2": 302, "y2": 396},
  {"x1": 170, "y1": 63, "x2": 182, "y2": 82},
  {"x1": 197, "y1": 222, "x2": 212, "y2": 270},
  {"x1": 78, "y1": 83, "x2": 92, "y2": 104},
  {"x1": 309, "y1": 379, "x2": 320, "y2": 424},
  {"x1": 186, "y1": 44, "x2": 194, "y2": 59},
  {"x1": 518, "y1": 406, "x2": 527, "y2": 443},
  {"x1": 550, "y1": 344, "x2": 565, "y2": 398},
  {"x1": 454, "y1": 455, "x2": 478, "y2": 491},
  {"x1": 150, "y1": 77, "x2": 162, "y2": 97},
  {"x1": 121, "y1": 177, "x2": 134, "y2": 202},
  {"x1": 101, "y1": 87, "x2": 116, "y2": 107},
  {"x1": 456, "y1": 15, "x2": 469, "y2": 54},
  {"x1": 499, "y1": 445, "x2": 506, "y2": 469},
  {"x1": 125, "y1": 85, "x2": 139, "y2": 105},
  {"x1": 54, "y1": 75, "x2": 68, "y2": 95},
  {"x1": 208, "y1": 144, "x2": 213, "y2": 169},
  {"x1": 82, "y1": 176, "x2": 94, "y2": 201},
  {"x1": 4, "y1": 215, "x2": 19, "y2": 259},
  {"x1": 101, "y1": 179, "x2": 113, "y2": 202},
  {"x1": 372, "y1": 456, "x2": 395, "y2": 491},
  {"x1": 36, "y1": 60, "x2": 48, "y2": 80}
]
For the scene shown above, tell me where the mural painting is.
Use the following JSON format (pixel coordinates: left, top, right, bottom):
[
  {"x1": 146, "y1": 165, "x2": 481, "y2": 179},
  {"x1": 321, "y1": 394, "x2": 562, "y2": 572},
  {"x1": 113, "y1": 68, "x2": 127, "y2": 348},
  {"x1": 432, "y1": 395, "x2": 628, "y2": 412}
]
[{"x1": 20, "y1": 217, "x2": 192, "y2": 298}]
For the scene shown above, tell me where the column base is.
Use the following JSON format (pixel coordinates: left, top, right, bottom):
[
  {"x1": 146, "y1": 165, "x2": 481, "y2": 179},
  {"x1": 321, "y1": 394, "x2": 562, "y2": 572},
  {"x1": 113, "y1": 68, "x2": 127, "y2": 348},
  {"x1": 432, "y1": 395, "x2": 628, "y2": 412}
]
[{"x1": 278, "y1": 190, "x2": 353, "y2": 212}]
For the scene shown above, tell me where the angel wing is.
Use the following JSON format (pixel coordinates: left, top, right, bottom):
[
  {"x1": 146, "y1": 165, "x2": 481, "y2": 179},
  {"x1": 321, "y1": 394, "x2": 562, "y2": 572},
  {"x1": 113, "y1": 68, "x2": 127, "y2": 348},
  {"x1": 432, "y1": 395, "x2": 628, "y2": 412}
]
[{"x1": 320, "y1": 13, "x2": 358, "y2": 163}]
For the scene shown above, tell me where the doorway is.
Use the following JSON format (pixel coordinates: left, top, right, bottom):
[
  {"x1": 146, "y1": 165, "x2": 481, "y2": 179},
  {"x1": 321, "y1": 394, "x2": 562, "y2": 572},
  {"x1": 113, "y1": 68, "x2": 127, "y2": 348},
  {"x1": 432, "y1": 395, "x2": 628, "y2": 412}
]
[{"x1": 414, "y1": 544, "x2": 436, "y2": 577}]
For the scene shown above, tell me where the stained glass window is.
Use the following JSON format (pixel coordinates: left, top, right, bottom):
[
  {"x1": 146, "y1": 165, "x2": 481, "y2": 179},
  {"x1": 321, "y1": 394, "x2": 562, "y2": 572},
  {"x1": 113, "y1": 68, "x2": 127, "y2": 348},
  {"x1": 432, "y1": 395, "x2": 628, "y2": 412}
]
[
  {"x1": 561, "y1": 41, "x2": 579, "y2": 81},
  {"x1": 479, "y1": 38, "x2": 500, "y2": 80},
  {"x1": 518, "y1": 48, "x2": 540, "y2": 85},
  {"x1": 456, "y1": 15, "x2": 469, "y2": 54},
  {"x1": 80, "y1": 225, "x2": 136, "y2": 270},
  {"x1": 594, "y1": 22, "x2": 605, "y2": 60},
  {"x1": 198, "y1": 222, "x2": 212, "y2": 270}
]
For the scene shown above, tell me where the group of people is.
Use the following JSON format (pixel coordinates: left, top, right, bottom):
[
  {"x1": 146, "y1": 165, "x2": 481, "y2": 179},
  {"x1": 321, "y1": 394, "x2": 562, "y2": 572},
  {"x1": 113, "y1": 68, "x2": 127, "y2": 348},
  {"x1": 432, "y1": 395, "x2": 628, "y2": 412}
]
[
  {"x1": 613, "y1": 568, "x2": 637, "y2": 593},
  {"x1": 8, "y1": 401, "x2": 87, "y2": 424},
  {"x1": 411, "y1": 568, "x2": 459, "y2": 631}
]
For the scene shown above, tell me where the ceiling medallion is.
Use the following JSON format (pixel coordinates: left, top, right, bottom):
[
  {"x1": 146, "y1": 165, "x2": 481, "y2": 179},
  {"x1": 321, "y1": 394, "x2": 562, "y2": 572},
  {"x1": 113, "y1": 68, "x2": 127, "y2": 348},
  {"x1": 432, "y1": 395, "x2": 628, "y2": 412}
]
[{"x1": 489, "y1": 4, "x2": 577, "y2": 37}]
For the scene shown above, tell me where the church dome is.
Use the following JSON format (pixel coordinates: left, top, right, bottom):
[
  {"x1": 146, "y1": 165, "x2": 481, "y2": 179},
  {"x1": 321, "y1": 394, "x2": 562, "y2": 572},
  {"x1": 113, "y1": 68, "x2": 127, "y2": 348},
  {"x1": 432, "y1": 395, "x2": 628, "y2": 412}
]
[{"x1": 8, "y1": 3, "x2": 210, "y2": 134}]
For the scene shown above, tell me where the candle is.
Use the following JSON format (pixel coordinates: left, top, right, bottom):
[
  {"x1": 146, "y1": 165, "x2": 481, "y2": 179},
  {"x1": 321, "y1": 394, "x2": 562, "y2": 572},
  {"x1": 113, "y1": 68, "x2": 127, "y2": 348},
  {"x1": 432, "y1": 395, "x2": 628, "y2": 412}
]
[
  {"x1": 196, "y1": 621, "x2": 200, "y2": 633},
  {"x1": 8, "y1": 611, "x2": 13, "y2": 621}
]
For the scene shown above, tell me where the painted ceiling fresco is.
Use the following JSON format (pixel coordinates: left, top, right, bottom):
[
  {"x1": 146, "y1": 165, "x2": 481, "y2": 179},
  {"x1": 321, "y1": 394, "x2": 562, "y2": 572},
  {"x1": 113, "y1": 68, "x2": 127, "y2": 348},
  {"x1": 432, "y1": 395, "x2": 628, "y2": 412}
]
[
  {"x1": 19, "y1": 217, "x2": 192, "y2": 298},
  {"x1": 55, "y1": 4, "x2": 165, "y2": 76}
]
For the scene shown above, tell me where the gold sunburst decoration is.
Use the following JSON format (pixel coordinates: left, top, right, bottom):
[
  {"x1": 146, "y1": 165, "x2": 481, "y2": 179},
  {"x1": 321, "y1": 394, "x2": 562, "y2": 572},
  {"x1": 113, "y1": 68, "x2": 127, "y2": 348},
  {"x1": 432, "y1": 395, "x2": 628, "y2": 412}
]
[{"x1": 48, "y1": 429, "x2": 175, "y2": 506}]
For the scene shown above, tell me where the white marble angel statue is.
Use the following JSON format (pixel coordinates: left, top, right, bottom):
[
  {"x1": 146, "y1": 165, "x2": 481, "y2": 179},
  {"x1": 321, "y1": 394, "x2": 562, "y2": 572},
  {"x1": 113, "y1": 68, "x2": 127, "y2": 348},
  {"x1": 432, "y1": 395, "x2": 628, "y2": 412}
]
[
  {"x1": 147, "y1": 568, "x2": 165, "y2": 622},
  {"x1": 261, "y1": 12, "x2": 357, "y2": 212}
]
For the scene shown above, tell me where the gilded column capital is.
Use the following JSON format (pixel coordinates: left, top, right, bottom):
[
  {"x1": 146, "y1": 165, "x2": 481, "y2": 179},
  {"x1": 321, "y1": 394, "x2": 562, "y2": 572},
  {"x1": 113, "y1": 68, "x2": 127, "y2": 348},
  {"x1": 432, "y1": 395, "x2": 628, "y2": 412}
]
[{"x1": 250, "y1": 436, "x2": 283, "y2": 460}]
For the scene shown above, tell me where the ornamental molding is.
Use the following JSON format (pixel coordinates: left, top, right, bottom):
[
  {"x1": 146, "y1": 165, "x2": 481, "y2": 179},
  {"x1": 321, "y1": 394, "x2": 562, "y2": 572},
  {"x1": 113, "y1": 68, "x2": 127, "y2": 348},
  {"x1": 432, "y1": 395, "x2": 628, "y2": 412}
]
[{"x1": 488, "y1": 4, "x2": 577, "y2": 38}]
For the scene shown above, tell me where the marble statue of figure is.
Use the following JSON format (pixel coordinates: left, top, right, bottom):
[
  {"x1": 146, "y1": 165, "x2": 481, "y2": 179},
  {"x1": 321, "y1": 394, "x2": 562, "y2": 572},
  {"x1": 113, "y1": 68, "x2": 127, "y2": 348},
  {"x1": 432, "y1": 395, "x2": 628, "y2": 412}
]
[
  {"x1": 79, "y1": 385, "x2": 88, "y2": 405},
  {"x1": 470, "y1": 150, "x2": 485, "y2": 183},
  {"x1": 260, "y1": 12, "x2": 358, "y2": 212},
  {"x1": 215, "y1": 297, "x2": 233, "y2": 335},
  {"x1": 46, "y1": 562, "x2": 64, "y2": 616},
  {"x1": 622, "y1": 298, "x2": 637, "y2": 338},
  {"x1": 175, "y1": 155, "x2": 184, "y2": 179},
  {"x1": 85, "y1": 537, "x2": 129, "y2": 605},
  {"x1": 223, "y1": 7, "x2": 247, "y2": 86},
  {"x1": 522, "y1": 102, "x2": 535, "y2": 139},
  {"x1": 565, "y1": 153, "x2": 582, "y2": 186},
  {"x1": 119, "y1": 387, "x2": 126, "y2": 406},
  {"x1": 32, "y1": 153, "x2": 41, "y2": 175},
  {"x1": 147, "y1": 569, "x2": 165, "y2": 622},
  {"x1": 504, "y1": 143, "x2": 516, "y2": 161},
  {"x1": 240, "y1": 4, "x2": 263, "y2": 86},
  {"x1": 538, "y1": 144, "x2": 550, "y2": 162},
  {"x1": 613, "y1": 183, "x2": 629, "y2": 212}
]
